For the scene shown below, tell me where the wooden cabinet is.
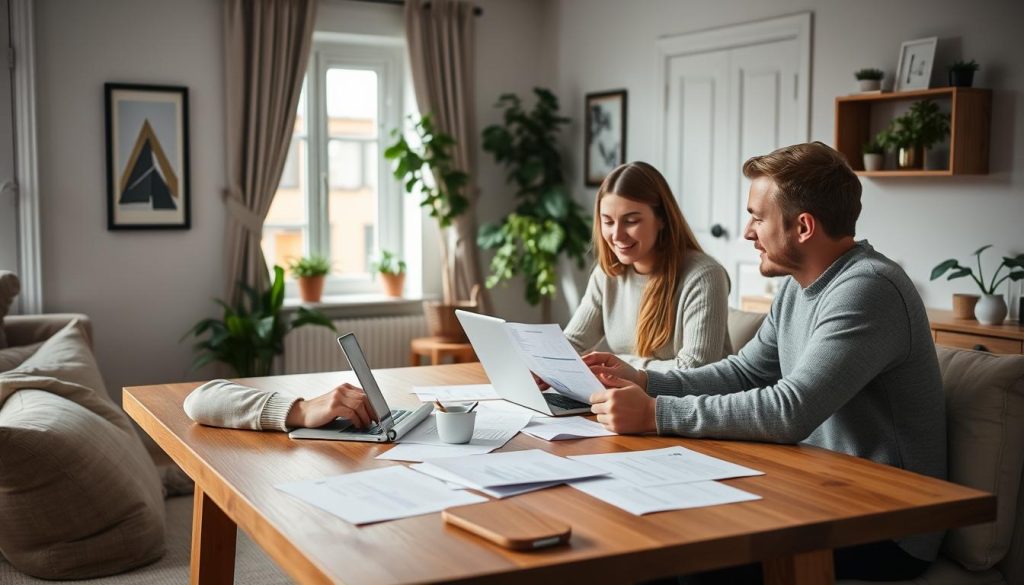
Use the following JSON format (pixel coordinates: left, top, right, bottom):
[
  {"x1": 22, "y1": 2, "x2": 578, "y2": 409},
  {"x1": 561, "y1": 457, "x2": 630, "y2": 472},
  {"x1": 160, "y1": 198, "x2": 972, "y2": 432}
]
[
  {"x1": 928, "y1": 309, "x2": 1024, "y2": 355},
  {"x1": 834, "y1": 87, "x2": 991, "y2": 177}
]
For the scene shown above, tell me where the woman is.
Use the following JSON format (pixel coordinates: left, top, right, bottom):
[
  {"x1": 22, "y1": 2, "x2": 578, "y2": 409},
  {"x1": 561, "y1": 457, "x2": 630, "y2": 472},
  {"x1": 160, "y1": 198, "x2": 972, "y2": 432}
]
[{"x1": 564, "y1": 161, "x2": 731, "y2": 373}]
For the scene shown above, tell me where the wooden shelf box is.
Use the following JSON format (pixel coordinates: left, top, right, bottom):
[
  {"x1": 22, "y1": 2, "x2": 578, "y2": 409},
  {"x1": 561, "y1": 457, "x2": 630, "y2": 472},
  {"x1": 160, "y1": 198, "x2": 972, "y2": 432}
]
[{"x1": 835, "y1": 87, "x2": 991, "y2": 177}]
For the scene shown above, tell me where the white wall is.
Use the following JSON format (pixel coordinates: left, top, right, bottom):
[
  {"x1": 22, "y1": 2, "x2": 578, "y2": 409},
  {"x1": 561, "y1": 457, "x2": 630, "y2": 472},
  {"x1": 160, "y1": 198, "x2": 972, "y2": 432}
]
[{"x1": 551, "y1": 0, "x2": 1024, "y2": 319}]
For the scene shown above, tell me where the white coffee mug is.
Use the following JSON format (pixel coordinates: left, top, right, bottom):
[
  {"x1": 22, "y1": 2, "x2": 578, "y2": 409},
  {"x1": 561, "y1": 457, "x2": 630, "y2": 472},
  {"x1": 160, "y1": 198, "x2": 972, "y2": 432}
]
[{"x1": 435, "y1": 407, "x2": 477, "y2": 444}]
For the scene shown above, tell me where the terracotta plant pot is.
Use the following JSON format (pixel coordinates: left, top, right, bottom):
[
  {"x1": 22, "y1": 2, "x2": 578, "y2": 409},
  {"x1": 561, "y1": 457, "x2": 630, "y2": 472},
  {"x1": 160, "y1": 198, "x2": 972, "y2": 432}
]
[
  {"x1": 380, "y1": 273, "x2": 405, "y2": 297},
  {"x1": 952, "y1": 293, "x2": 980, "y2": 320},
  {"x1": 297, "y1": 275, "x2": 325, "y2": 303}
]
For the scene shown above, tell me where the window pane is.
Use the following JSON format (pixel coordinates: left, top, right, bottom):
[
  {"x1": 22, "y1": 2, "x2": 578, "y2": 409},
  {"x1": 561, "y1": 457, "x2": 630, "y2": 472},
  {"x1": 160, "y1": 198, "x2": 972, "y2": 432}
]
[
  {"x1": 364, "y1": 142, "x2": 378, "y2": 189},
  {"x1": 328, "y1": 140, "x2": 363, "y2": 190},
  {"x1": 326, "y1": 68, "x2": 377, "y2": 139},
  {"x1": 263, "y1": 137, "x2": 307, "y2": 270}
]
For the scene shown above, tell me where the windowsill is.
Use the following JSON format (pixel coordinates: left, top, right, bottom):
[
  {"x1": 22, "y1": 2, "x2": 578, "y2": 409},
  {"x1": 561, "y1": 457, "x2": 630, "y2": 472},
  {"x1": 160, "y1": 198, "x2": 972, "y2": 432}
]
[{"x1": 282, "y1": 293, "x2": 434, "y2": 320}]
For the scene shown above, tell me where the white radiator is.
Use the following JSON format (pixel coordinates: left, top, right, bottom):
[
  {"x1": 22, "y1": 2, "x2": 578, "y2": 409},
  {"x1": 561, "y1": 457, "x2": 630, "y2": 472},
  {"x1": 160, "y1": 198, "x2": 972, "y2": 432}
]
[{"x1": 283, "y1": 315, "x2": 428, "y2": 374}]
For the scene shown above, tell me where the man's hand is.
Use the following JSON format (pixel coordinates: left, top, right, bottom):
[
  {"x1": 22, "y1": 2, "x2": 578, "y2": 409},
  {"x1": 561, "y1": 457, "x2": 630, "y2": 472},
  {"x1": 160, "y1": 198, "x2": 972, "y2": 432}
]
[
  {"x1": 583, "y1": 352, "x2": 647, "y2": 390},
  {"x1": 589, "y1": 373, "x2": 657, "y2": 434},
  {"x1": 286, "y1": 383, "x2": 376, "y2": 429}
]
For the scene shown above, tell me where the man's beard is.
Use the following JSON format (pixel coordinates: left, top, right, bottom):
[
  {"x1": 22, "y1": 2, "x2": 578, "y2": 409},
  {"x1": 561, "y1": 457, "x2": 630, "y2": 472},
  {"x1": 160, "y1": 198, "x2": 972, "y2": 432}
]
[{"x1": 758, "y1": 237, "x2": 803, "y2": 277}]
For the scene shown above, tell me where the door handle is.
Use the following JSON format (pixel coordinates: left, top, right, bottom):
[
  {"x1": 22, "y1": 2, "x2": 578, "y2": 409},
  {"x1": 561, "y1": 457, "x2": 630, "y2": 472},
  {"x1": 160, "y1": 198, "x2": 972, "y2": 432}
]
[{"x1": 710, "y1": 224, "x2": 726, "y2": 239}]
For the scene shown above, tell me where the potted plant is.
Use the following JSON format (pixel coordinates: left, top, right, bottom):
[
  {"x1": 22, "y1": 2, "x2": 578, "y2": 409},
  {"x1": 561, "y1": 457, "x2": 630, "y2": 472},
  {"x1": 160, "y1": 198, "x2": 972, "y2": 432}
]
[
  {"x1": 930, "y1": 245, "x2": 1024, "y2": 325},
  {"x1": 183, "y1": 265, "x2": 336, "y2": 377},
  {"x1": 287, "y1": 255, "x2": 331, "y2": 303},
  {"x1": 854, "y1": 68, "x2": 884, "y2": 92},
  {"x1": 384, "y1": 113, "x2": 479, "y2": 340},
  {"x1": 477, "y1": 88, "x2": 591, "y2": 322},
  {"x1": 881, "y1": 99, "x2": 950, "y2": 169},
  {"x1": 862, "y1": 138, "x2": 885, "y2": 171},
  {"x1": 372, "y1": 250, "x2": 407, "y2": 298},
  {"x1": 948, "y1": 59, "x2": 980, "y2": 88}
]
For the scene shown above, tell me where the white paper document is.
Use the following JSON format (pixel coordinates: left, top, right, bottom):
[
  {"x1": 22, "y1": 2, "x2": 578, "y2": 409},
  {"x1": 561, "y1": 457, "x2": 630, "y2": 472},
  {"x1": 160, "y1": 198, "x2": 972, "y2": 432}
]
[
  {"x1": 569, "y1": 477, "x2": 761, "y2": 515},
  {"x1": 476, "y1": 399, "x2": 552, "y2": 419},
  {"x1": 275, "y1": 465, "x2": 486, "y2": 525},
  {"x1": 374, "y1": 410, "x2": 532, "y2": 462},
  {"x1": 522, "y1": 416, "x2": 615, "y2": 441},
  {"x1": 410, "y1": 384, "x2": 499, "y2": 402},
  {"x1": 417, "y1": 448, "x2": 607, "y2": 489},
  {"x1": 504, "y1": 322, "x2": 604, "y2": 404},
  {"x1": 376, "y1": 442, "x2": 498, "y2": 462},
  {"x1": 410, "y1": 463, "x2": 562, "y2": 499},
  {"x1": 569, "y1": 446, "x2": 763, "y2": 487}
]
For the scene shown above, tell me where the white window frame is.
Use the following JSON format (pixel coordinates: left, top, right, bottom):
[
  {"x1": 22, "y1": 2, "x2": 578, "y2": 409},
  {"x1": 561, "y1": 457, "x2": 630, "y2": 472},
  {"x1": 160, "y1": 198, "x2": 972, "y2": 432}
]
[{"x1": 283, "y1": 37, "x2": 404, "y2": 297}]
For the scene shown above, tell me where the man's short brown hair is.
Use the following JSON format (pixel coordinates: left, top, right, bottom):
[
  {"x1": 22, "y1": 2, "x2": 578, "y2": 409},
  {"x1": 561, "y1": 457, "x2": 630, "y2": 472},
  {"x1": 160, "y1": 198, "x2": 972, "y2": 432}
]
[{"x1": 742, "y1": 142, "x2": 862, "y2": 238}]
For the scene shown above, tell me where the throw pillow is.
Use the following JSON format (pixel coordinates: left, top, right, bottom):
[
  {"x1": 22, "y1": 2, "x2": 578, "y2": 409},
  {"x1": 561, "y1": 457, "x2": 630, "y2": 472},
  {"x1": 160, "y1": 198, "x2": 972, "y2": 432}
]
[
  {"x1": 0, "y1": 272, "x2": 19, "y2": 349},
  {"x1": 0, "y1": 341, "x2": 44, "y2": 372}
]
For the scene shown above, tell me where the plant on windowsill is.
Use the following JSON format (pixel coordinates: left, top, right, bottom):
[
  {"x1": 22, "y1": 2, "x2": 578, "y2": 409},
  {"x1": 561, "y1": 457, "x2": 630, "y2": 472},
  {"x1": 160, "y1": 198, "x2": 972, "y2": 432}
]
[
  {"x1": 930, "y1": 245, "x2": 1024, "y2": 325},
  {"x1": 878, "y1": 99, "x2": 950, "y2": 170},
  {"x1": 854, "y1": 68, "x2": 884, "y2": 92},
  {"x1": 287, "y1": 254, "x2": 332, "y2": 304},
  {"x1": 372, "y1": 250, "x2": 407, "y2": 298},
  {"x1": 383, "y1": 113, "x2": 480, "y2": 340},
  {"x1": 948, "y1": 59, "x2": 980, "y2": 88},
  {"x1": 477, "y1": 88, "x2": 591, "y2": 322},
  {"x1": 183, "y1": 265, "x2": 336, "y2": 377}
]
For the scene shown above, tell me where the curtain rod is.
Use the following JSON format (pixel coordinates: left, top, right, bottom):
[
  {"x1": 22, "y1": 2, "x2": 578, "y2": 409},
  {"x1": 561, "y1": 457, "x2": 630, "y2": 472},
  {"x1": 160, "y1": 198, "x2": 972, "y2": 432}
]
[{"x1": 348, "y1": 0, "x2": 483, "y2": 16}]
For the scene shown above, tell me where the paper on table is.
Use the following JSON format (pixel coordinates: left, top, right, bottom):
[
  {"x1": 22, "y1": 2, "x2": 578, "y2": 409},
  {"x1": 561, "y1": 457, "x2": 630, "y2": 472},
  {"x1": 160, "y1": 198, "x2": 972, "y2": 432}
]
[
  {"x1": 476, "y1": 399, "x2": 552, "y2": 419},
  {"x1": 569, "y1": 477, "x2": 760, "y2": 515},
  {"x1": 522, "y1": 416, "x2": 615, "y2": 441},
  {"x1": 504, "y1": 322, "x2": 604, "y2": 404},
  {"x1": 410, "y1": 384, "x2": 499, "y2": 402},
  {"x1": 401, "y1": 411, "x2": 531, "y2": 448},
  {"x1": 418, "y1": 448, "x2": 607, "y2": 489},
  {"x1": 376, "y1": 443, "x2": 497, "y2": 462},
  {"x1": 275, "y1": 465, "x2": 486, "y2": 525},
  {"x1": 569, "y1": 446, "x2": 763, "y2": 487},
  {"x1": 410, "y1": 463, "x2": 562, "y2": 499}
]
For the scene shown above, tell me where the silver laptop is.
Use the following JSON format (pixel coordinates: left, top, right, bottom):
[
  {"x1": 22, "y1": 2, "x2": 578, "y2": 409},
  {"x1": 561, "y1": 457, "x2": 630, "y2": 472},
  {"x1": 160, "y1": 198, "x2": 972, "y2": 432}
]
[
  {"x1": 455, "y1": 310, "x2": 592, "y2": 416},
  {"x1": 288, "y1": 334, "x2": 432, "y2": 443}
]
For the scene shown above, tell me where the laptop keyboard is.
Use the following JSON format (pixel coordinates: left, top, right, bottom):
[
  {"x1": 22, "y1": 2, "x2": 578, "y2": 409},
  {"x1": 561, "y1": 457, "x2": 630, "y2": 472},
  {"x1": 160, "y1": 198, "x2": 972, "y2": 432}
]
[
  {"x1": 543, "y1": 393, "x2": 590, "y2": 411},
  {"x1": 340, "y1": 408, "x2": 411, "y2": 435}
]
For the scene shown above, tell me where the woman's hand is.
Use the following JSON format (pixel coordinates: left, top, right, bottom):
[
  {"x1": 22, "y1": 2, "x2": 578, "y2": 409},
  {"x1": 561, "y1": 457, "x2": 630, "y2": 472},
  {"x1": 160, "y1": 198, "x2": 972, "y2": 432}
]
[
  {"x1": 582, "y1": 352, "x2": 648, "y2": 390},
  {"x1": 286, "y1": 383, "x2": 376, "y2": 429}
]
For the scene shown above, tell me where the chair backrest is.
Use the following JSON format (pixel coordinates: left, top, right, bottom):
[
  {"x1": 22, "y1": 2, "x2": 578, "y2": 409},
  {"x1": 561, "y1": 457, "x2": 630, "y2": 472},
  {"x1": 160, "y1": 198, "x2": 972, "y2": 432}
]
[{"x1": 727, "y1": 308, "x2": 767, "y2": 355}]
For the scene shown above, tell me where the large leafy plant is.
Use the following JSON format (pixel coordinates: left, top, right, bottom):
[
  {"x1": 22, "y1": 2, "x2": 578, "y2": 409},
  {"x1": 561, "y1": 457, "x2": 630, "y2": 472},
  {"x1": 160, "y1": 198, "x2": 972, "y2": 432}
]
[
  {"x1": 478, "y1": 88, "x2": 590, "y2": 318},
  {"x1": 877, "y1": 99, "x2": 950, "y2": 150},
  {"x1": 183, "y1": 266, "x2": 336, "y2": 377},
  {"x1": 931, "y1": 245, "x2": 1024, "y2": 295}
]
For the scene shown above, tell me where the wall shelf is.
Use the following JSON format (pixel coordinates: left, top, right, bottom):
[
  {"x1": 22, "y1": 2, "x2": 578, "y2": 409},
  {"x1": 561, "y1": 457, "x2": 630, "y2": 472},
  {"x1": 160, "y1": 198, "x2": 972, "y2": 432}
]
[{"x1": 834, "y1": 87, "x2": 991, "y2": 177}]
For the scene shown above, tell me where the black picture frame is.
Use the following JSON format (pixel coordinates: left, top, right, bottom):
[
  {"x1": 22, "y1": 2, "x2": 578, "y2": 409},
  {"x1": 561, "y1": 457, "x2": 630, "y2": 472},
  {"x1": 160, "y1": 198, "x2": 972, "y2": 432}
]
[
  {"x1": 584, "y1": 89, "x2": 627, "y2": 187},
  {"x1": 105, "y1": 83, "x2": 191, "y2": 230}
]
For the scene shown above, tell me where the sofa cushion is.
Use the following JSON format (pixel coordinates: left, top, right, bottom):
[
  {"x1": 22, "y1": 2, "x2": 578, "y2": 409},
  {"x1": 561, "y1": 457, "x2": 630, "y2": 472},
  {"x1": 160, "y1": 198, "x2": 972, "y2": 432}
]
[
  {"x1": 727, "y1": 308, "x2": 767, "y2": 355},
  {"x1": 0, "y1": 341, "x2": 43, "y2": 372},
  {"x1": 0, "y1": 272, "x2": 19, "y2": 349},
  {"x1": 937, "y1": 346, "x2": 1024, "y2": 570},
  {"x1": 14, "y1": 318, "x2": 108, "y2": 401}
]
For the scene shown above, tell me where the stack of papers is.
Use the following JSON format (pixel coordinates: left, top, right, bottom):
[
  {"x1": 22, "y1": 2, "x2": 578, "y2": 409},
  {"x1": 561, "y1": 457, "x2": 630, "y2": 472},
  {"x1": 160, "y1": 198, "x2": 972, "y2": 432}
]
[
  {"x1": 276, "y1": 465, "x2": 486, "y2": 525},
  {"x1": 410, "y1": 384, "x2": 499, "y2": 402},
  {"x1": 415, "y1": 449, "x2": 608, "y2": 497},
  {"x1": 376, "y1": 410, "x2": 532, "y2": 462},
  {"x1": 522, "y1": 416, "x2": 615, "y2": 441}
]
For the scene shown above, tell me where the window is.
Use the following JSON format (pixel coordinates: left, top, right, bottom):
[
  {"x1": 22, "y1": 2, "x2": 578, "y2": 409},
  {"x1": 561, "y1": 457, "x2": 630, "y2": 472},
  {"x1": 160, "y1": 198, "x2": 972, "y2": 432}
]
[{"x1": 262, "y1": 40, "x2": 404, "y2": 295}]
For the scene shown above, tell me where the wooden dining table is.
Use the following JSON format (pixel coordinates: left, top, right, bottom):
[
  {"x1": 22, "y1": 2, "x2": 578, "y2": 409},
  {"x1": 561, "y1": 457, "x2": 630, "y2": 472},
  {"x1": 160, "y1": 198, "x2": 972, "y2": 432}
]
[{"x1": 124, "y1": 363, "x2": 994, "y2": 585}]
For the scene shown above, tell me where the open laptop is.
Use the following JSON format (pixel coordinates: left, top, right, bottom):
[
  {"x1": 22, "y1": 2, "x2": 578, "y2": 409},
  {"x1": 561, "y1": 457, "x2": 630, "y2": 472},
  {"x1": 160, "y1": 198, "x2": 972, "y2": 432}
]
[
  {"x1": 288, "y1": 333, "x2": 433, "y2": 442},
  {"x1": 455, "y1": 310, "x2": 593, "y2": 416}
]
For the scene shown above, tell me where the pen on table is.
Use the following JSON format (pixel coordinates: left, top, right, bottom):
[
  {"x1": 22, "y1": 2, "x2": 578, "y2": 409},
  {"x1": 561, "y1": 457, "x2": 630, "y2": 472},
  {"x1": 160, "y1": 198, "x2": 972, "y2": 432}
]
[{"x1": 433, "y1": 399, "x2": 448, "y2": 413}]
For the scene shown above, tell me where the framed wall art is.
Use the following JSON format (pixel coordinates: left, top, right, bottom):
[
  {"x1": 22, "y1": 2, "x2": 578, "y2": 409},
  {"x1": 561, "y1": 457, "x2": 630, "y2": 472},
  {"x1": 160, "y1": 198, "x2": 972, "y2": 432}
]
[
  {"x1": 584, "y1": 89, "x2": 627, "y2": 187},
  {"x1": 894, "y1": 37, "x2": 937, "y2": 92},
  {"x1": 105, "y1": 83, "x2": 191, "y2": 230}
]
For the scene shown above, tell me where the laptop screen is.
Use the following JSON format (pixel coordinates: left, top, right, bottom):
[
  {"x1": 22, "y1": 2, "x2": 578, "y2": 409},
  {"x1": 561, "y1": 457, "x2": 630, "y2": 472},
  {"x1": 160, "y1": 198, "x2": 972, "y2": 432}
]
[{"x1": 337, "y1": 334, "x2": 394, "y2": 430}]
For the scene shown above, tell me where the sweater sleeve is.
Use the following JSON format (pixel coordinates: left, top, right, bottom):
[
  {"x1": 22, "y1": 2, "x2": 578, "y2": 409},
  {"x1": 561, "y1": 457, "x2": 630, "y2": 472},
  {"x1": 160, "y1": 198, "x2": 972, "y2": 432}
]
[
  {"x1": 650, "y1": 275, "x2": 910, "y2": 442},
  {"x1": 563, "y1": 268, "x2": 605, "y2": 353},
  {"x1": 183, "y1": 379, "x2": 300, "y2": 432}
]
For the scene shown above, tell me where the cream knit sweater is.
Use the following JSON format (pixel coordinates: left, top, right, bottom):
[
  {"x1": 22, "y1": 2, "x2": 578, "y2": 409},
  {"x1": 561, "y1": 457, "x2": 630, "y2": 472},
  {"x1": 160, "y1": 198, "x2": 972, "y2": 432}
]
[{"x1": 564, "y1": 251, "x2": 732, "y2": 372}]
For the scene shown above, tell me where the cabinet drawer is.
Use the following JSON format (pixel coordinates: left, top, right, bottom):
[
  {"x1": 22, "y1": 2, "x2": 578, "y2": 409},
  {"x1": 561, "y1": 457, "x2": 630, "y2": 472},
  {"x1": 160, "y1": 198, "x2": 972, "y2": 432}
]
[{"x1": 934, "y1": 331, "x2": 1023, "y2": 355}]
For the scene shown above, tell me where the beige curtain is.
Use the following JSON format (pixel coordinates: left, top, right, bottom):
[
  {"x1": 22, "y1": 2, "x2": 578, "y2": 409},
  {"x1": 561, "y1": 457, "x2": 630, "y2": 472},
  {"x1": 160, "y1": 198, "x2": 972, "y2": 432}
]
[
  {"x1": 405, "y1": 0, "x2": 488, "y2": 309},
  {"x1": 223, "y1": 0, "x2": 316, "y2": 301}
]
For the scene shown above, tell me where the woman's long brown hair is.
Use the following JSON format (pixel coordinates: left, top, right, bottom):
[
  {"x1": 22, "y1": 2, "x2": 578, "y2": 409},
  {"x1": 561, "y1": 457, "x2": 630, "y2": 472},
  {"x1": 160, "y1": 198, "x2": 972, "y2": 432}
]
[{"x1": 593, "y1": 162, "x2": 702, "y2": 357}]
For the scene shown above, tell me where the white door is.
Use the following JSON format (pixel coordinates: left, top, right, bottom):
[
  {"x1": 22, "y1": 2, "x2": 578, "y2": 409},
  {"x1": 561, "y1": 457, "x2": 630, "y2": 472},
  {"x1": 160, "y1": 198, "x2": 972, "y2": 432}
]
[
  {"x1": 0, "y1": 0, "x2": 18, "y2": 276},
  {"x1": 660, "y1": 15, "x2": 810, "y2": 306}
]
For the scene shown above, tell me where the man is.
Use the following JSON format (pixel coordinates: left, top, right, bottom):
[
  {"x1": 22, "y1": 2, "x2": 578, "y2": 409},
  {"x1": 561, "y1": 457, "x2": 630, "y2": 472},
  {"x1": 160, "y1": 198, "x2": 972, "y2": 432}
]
[{"x1": 585, "y1": 142, "x2": 944, "y2": 582}]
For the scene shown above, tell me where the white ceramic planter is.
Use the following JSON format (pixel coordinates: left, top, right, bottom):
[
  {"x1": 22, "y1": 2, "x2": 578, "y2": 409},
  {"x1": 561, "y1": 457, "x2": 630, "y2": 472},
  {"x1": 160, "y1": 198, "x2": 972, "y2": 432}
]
[
  {"x1": 863, "y1": 153, "x2": 884, "y2": 172},
  {"x1": 858, "y1": 79, "x2": 881, "y2": 92},
  {"x1": 975, "y1": 294, "x2": 1008, "y2": 325}
]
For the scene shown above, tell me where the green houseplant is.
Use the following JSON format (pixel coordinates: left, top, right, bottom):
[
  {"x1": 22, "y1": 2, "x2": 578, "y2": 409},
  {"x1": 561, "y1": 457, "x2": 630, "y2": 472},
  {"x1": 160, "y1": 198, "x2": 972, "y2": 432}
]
[
  {"x1": 371, "y1": 250, "x2": 407, "y2": 298},
  {"x1": 183, "y1": 265, "x2": 336, "y2": 377},
  {"x1": 854, "y1": 68, "x2": 884, "y2": 92},
  {"x1": 879, "y1": 99, "x2": 950, "y2": 169},
  {"x1": 948, "y1": 59, "x2": 980, "y2": 88},
  {"x1": 931, "y1": 245, "x2": 1024, "y2": 324},
  {"x1": 287, "y1": 255, "x2": 331, "y2": 303},
  {"x1": 477, "y1": 88, "x2": 590, "y2": 321}
]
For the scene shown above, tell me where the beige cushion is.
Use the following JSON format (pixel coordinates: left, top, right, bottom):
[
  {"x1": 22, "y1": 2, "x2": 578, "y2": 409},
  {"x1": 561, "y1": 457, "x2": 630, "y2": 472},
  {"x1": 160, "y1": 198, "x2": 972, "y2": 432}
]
[
  {"x1": 0, "y1": 272, "x2": 19, "y2": 349},
  {"x1": 0, "y1": 321, "x2": 165, "y2": 579},
  {"x1": 0, "y1": 341, "x2": 43, "y2": 372},
  {"x1": 937, "y1": 347, "x2": 1024, "y2": 570},
  {"x1": 727, "y1": 308, "x2": 767, "y2": 354}
]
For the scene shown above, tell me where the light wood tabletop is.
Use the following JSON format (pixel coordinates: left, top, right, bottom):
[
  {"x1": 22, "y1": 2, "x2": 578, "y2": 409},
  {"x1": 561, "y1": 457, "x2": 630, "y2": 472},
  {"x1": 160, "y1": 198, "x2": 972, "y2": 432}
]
[{"x1": 124, "y1": 363, "x2": 994, "y2": 585}]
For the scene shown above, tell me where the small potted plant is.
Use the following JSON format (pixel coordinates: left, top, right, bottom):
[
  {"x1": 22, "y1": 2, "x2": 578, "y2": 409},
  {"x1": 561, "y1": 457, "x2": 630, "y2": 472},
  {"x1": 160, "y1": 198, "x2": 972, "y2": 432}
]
[
  {"x1": 931, "y1": 245, "x2": 1024, "y2": 324},
  {"x1": 854, "y1": 68, "x2": 884, "y2": 92},
  {"x1": 287, "y1": 255, "x2": 331, "y2": 303},
  {"x1": 881, "y1": 99, "x2": 950, "y2": 169},
  {"x1": 372, "y1": 250, "x2": 407, "y2": 298},
  {"x1": 862, "y1": 138, "x2": 885, "y2": 171},
  {"x1": 948, "y1": 59, "x2": 980, "y2": 88}
]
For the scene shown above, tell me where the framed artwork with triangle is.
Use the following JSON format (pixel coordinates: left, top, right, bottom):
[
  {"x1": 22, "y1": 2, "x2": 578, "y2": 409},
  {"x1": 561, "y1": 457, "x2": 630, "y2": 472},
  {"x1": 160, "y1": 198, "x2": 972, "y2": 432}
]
[{"x1": 105, "y1": 83, "x2": 191, "y2": 230}]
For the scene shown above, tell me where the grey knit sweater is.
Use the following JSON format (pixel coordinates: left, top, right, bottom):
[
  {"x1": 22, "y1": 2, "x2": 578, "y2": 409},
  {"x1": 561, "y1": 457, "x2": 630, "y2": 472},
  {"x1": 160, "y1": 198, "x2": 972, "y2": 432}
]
[
  {"x1": 646, "y1": 241, "x2": 946, "y2": 561},
  {"x1": 184, "y1": 379, "x2": 297, "y2": 431},
  {"x1": 564, "y1": 251, "x2": 732, "y2": 372}
]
